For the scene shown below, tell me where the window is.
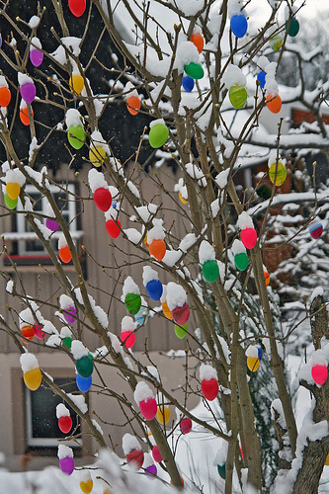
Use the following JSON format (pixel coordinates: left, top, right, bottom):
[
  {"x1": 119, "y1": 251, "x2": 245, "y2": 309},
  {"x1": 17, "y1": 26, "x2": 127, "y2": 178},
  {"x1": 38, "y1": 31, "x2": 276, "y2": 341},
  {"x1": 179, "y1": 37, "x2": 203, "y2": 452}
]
[
  {"x1": 16, "y1": 183, "x2": 78, "y2": 256},
  {"x1": 25, "y1": 377, "x2": 81, "y2": 449}
]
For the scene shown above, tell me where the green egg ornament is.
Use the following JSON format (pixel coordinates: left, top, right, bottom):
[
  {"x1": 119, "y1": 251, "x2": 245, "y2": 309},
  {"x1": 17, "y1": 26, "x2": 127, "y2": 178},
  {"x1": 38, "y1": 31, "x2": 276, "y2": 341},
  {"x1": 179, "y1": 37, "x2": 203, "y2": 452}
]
[
  {"x1": 62, "y1": 336, "x2": 72, "y2": 350},
  {"x1": 76, "y1": 355, "x2": 94, "y2": 378},
  {"x1": 234, "y1": 252, "x2": 249, "y2": 271},
  {"x1": 67, "y1": 124, "x2": 85, "y2": 150},
  {"x1": 174, "y1": 323, "x2": 188, "y2": 339},
  {"x1": 202, "y1": 260, "x2": 219, "y2": 283},
  {"x1": 4, "y1": 193, "x2": 18, "y2": 209},
  {"x1": 217, "y1": 463, "x2": 226, "y2": 480},
  {"x1": 286, "y1": 18, "x2": 299, "y2": 37},
  {"x1": 149, "y1": 123, "x2": 169, "y2": 149},
  {"x1": 229, "y1": 85, "x2": 247, "y2": 109},
  {"x1": 125, "y1": 293, "x2": 142, "y2": 315},
  {"x1": 184, "y1": 62, "x2": 204, "y2": 80}
]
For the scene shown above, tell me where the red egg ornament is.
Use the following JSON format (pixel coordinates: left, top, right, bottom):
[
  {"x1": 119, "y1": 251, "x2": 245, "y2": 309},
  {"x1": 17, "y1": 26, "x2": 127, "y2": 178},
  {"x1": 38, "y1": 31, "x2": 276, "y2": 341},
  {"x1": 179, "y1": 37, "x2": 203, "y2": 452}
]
[
  {"x1": 312, "y1": 364, "x2": 328, "y2": 386},
  {"x1": 58, "y1": 415, "x2": 73, "y2": 434},
  {"x1": 152, "y1": 445, "x2": 162, "y2": 463},
  {"x1": 94, "y1": 188, "x2": 112, "y2": 212},
  {"x1": 201, "y1": 378, "x2": 219, "y2": 401},
  {"x1": 180, "y1": 417, "x2": 192, "y2": 434},
  {"x1": 240, "y1": 227, "x2": 257, "y2": 249},
  {"x1": 126, "y1": 95, "x2": 141, "y2": 116},
  {"x1": 126, "y1": 449, "x2": 144, "y2": 470},
  {"x1": 121, "y1": 330, "x2": 135, "y2": 349},
  {"x1": 139, "y1": 398, "x2": 158, "y2": 421},
  {"x1": 171, "y1": 302, "x2": 190, "y2": 325},
  {"x1": 106, "y1": 218, "x2": 121, "y2": 238},
  {"x1": 68, "y1": 0, "x2": 86, "y2": 17}
]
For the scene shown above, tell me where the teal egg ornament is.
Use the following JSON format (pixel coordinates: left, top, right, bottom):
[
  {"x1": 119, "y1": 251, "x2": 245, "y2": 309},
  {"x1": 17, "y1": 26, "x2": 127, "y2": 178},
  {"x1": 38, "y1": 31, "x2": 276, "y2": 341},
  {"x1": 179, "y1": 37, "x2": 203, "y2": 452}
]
[
  {"x1": 286, "y1": 17, "x2": 299, "y2": 37},
  {"x1": 76, "y1": 355, "x2": 94, "y2": 378},
  {"x1": 229, "y1": 85, "x2": 247, "y2": 109},
  {"x1": 217, "y1": 463, "x2": 226, "y2": 480}
]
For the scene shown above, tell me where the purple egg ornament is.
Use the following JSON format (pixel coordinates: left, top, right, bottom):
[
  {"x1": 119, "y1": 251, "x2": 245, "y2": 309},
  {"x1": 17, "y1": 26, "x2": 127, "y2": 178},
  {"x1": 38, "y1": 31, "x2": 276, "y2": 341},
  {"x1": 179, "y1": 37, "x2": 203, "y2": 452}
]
[
  {"x1": 30, "y1": 49, "x2": 44, "y2": 67},
  {"x1": 59, "y1": 456, "x2": 75, "y2": 475},
  {"x1": 46, "y1": 218, "x2": 60, "y2": 232},
  {"x1": 63, "y1": 305, "x2": 77, "y2": 325},
  {"x1": 20, "y1": 82, "x2": 36, "y2": 104},
  {"x1": 145, "y1": 464, "x2": 157, "y2": 480}
]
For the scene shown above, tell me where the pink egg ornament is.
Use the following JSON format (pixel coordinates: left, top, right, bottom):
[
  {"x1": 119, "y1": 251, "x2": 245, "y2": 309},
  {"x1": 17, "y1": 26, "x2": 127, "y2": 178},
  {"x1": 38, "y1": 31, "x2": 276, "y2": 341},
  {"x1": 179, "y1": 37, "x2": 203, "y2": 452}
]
[
  {"x1": 152, "y1": 445, "x2": 162, "y2": 463},
  {"x1": 240, "y1": 228, "x2": 257, "y2": 249},
  {"x1": 312, "y1": 364, "x2": 328, "y2": 386},
  {"x1": 171, "y1": 302, "x2": 190, "y2": 325},
  {"x1": 139, "y1": 397, "x2": 158, "y2": 421},
  {"x1": 59, "y1": 456, "x2": 75, "y2": 475}
]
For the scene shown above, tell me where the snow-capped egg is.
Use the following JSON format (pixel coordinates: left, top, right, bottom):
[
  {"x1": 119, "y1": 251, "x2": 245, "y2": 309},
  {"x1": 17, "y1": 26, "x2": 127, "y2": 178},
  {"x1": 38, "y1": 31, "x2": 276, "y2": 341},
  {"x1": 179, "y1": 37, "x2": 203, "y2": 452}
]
[
  {"x1": 134, "y1": 381, "x2": 157, "y2": 421},
  {"x1": 20, "y1": 102, "x2": 33, "y2": 126},
  {"x1": 200, "y1": 364, "x2": 219, "y2": 401},
  {"x1": 121, "y1": 316, "x2": 136, "y2": 349},
  {"x1": 180, "y1": 417, "x2": 192, "y2": 434},
  {"x1": 230, "y1": 14, "x2": 248, "y2": 38},
  {"x1": 135, "y1": 298, "x2": 148, "y2": 326},
  {"x1": 67, "y1": 125, "x2": 85, "y2": 150},
  {"x1": 29, "y1": 38, "x2": 43, "y2": 67},
  {"x1": 311, "y1": 350, "x2": 328, "y2": 385},
  {"x1": 89, "y1": 145, "x2": 107, "y2": 166},
  {"x1": 148, "y1": 119, "x2": 169, "y2": 149},
  {"x1": 76, "y1": 355, "x2": 93, "y2": 378},
  {"x1": 182, "y1": 75, "x2": 194, "y2": 92},
  {"x1": 69, "y1": 72, "x2": 84, "y2": 95},
  {"x1": 126, "y1": 449, "x2": 144, "y2": 470},
  {"x1": 143, "y1": 266, "x2": 163, "y2": 301},
  {"x1": 229, "y1": 85, "x2": 247, "y2": 109},
  {"x1": 123, "y1": 276, "x2": 142, "y2": 315},
  {"x1": 179, "y1": 190, "x2": 188, "y2": 203},
  {"x1": 20, "y1": 79, "x2": 36, "y2": 104},
  {"x1": 269, "y1": 34, "x2": 283, "y2": 51},
  {"x1": 76, "y1": 374, "x2": 92, "y2": 392},
  {"x1": 148, "y1": 239, "x2": 166, "y2": 261},
  {"x1": 20, "y1": 353, "x2": 42, "y2": 391},
  {"x1": 126, "y1": 95, "x2": 141, "y2": 116},
  {"x1": 79, "y1": 471, "x2": 93, "y2": 494},
  {"x1": 171, "y1": 303, "x2": 190, "y2": 325},
  {"x1": 68, "y1": 0, "x2": 86, "y2": 17},
  {"x1": 21, "y1": 325, "x2": 35, "y2": 341},
  {"x1": 0, "y1": 76, "x2": 11, "y2": 107},
  {"x1": 58, "y1": 234, "x2": 72, "y2": 263},
  {"x1": 309, "y1": 219, "x2": 323, "y2": 239},
  {"x1": 34, "y1": 324, "x2": 46, "y2": 340},
  {"x1": 156, "y1": 405, "x2": 171, "y2": 425},
  {"x1": 232, "y1": 240, "x2": 248, "y2": 271},
  {"x1": 202, "y1": 260, "x2": 219, "y2": 283},
  {"x1": 56, "y1": 403, "x2": 72, "y2": 434},
  {"x1": 190, "y1": 31, "x2": 204, "y2": 53},
  {"x1": 240, "y1": 228, "x2": 257, "y2": 249},
  {"x1": 264, "y1": 268, "x2": 270, "y2": 286},
  {"x1": 6, "y1": 182, "x2": 21, "y2": 201},
  {"x1": 184, "y1": 62, "x2": 204, "y2": 80},
  {"x1": 174, "y1": 323, "x2": 188, "y2": 339},
  {"x1": 246, "y1": 345, "x2": 260, "y2": 372},
  {"x1": 257, "y1": 71, "x2": 266, "y2": 89},
  {"x1": 266, "y1": 93, "x2": 282, "y2": 114},
  {"x1": 4, "y1": 194, "x2": 18, "y2": 210},
  {"x1": 58, "y1": 445, "x2": 74, "y2": 475}
]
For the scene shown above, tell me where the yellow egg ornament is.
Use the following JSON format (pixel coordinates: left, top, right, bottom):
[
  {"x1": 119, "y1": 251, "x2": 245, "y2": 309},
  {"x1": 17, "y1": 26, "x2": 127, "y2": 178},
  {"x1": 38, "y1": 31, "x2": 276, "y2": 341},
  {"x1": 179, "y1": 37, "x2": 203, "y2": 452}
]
[
  {"x1": 69, "y1": 72, "x2": 84, "y2": 95},
  {"x1": 179, "y1": 190, "x2": 188, "y2": 204},
  {"x1": 6, "y1": 182, "x2": 21, "y2": 200},
  {"x1": 20, "y1": 353, "x2": 42, "y2": 391},
  {"x1": 247, "y1": 357, "x2": 260, "y2": 372},
  {"x1": 80, "y1": 478, "x2": 93, "y2": 494},
  {"x1": 89, "y1": 145, "x2": 106, "y2": 167},
  {"x1": 156, "y1": 406, "x2": 171, "y2": 425},
  {"x1": 325, "y1": 453, "x2": 329, "y2": 466},
  {"x1": 246, "y1": 345, "x2": 262, "y2": 373},
  {"x1": 268, "y1": 154, "x2": 287, "y2": 187}
]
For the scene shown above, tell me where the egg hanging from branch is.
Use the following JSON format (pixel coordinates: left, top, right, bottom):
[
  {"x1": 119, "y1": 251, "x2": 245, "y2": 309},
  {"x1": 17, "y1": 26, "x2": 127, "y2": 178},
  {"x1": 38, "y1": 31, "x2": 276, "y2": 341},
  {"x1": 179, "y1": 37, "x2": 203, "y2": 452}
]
[
  {"x1": 200, "y1": 364, "x2": 219, "y2": 401},
  {"x1": 166, "y1": 282, "x2": 190, "y2": 325},
  {"x1": 20, "y1": 353, "x2": 42, "y2": 391},
  {"x1": 134, "y1": 381, "x2": 157, "y2": 420},
  {"x1": 29, "y1": 37, "x2": 43, "y2": 67},
  {"x1": 120, "y1": 316, "x2": 136, "y2": 349},
  {"x1": 122, "y1": 434, "x2": 144, "y2": 470},
  {"x1": 268, "y1": 154, "x2": 287, "y2": 187},
  {"x1": 122, "y1": 276, "x2": 142, "y2": 315},
  {"x1": 65, "y1": 109, "x2": 85, "y2": 150},
  {"x1": 143, "y1": 266, "x2": 163, "y2": 301},
  {"x1": 199, "y1": 240, "x2": 219, "y2": 283},
  {"x1": 18, "y1": 73, "x2": 36, "y2": 104},
  {"x1": 68, "y1": 0, "x2": 86, "y2": 17},
  {"x1": 148, "y1": 119, "x2": 169, "y2": 148},
  {"x1": 56, "y1": 403, "x2": 72, "y2": 434},
  {"x1": 0, "y1": 75, "x2": 11, "y2": 107},
  {"x1": 58, "y1": 445, "x2": 74, "y2": 475},
  {"x1": 71, "y1": 340, "x2": 94, "y2": 379}
]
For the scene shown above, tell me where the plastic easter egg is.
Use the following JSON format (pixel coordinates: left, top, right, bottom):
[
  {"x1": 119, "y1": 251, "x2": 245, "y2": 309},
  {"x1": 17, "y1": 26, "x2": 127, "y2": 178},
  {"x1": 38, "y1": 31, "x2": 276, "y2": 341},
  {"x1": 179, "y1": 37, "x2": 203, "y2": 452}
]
[
  {"x1": 240, "y1": 228, "x2": 257, "y2": 249},
  {"x1": 145, "y1": 463, "x2": 157, "y2": 479},
  {"x1": 21, "y1": 325, "x2": 35, "y2": 340},
  {"x1": 89, "y1": 146, "x2": 106, "y2": 167},
  {"x1": 258, "y1": 347, "x2": 263, "y2": 360},
  {"x1": 24, "y1": 368, "x2": 42, "y2": 391},
  {"x1": 105, "y1": 218, "x2": 121, "y2": 238},
  {"x1": 182, "y1": 75, "x2": 194, "y2": 92},
  {"x1": 247, "y1": 356, "x2": 260, "y2": 372},
  {"x1": 149, "y1": 239, "x2": 166, "y2": 261},
  {"x1": 230, "y1": 15, "x2": 248, "y2": 38},
  {"x1": 171, "y1": 302, "x2": 190, "y2": 326},
  {"x1": 63, "y1": 305, "x2": 77, "y2": 325},
  {"x1": 76, "y1": 355, "x2": 94, "y2": 379},
  {"x1": 162, "y1": 301, "x2": 172, "y2": 320},
  {"x1": 46, "y1": 218, "x2": 60, "y2": 231},
  {"x1": 174, "y1": 323, "x2": 188, "y2": 339},
  {"x1": 68, "y1": 0, "x2": 86, "y2": 17},
  {"x1": 4, "y1": 194, "x2": 18, "y2": 209},
  {"x1": 149, "y1": 123, "x2": 169, "y2": 149},
  {"x1": 63, "y1": 336, "x2": 72, "y2": 350},
  {"x1": 257, "y1": 71, "x2": 266, "y2": 89},
  {"x1": 139, "y1": 397, "x2": 158, "y2": 420},
  {"x1": 202, "y1": 260, "x2": 219, "y2": 283},
  {"x1": 179, "y1": 190, "x2": 188, "y2": 204},
  {"x1": 152, "y1": 445, "x2": 162, "y2": 463},
  {"x1": 30, "y1": 49, "x2": 43, "y2": 67},
  {"x1": 76, "y1": 374, "x2": 92, "y2": 393},
  {"x1": 126, "y1": 95, "x2": 141, "y2": 116},
  {"x1": 190, "y1": 32, "x2": 204, "y2": 53},
  {"x1": 69, "y1": 74, "x2": 84, "y2": 95},
  {"x1": 180, "y1": 417, "x2": 192, "y2": 434},
  {"x1": 125, "y1": 293, "x2": 141, "y2": 315},
  {"x1": 286, "y1": 18, "x2": 299, "y2": 37},
  {"x1": 80, "y1": 479, "x2": 93, "y2": 494},
  {"x1": 309, "y1": 220, "x2": 323, "y2": 240},
  {"x1": 266, "y1": 93, "x2": 282, "y2": 114},
  {"x1": 229, "y1": 85, "x2": 247, "y2": 109},
  {"x1": 264, "y1": 270, "x2": 270, "y2": 287},
  {"x1": 121, "y1": 330, "x2": 135, "y2": 349},
  {"x1": 20, "y1": 106, "x2": 33, "y2": 126},
  {"x1": 0, "y1": 86, "x2": 11, "y2": 107},
  {"x1": 269, "y1": 34, "x2": 283, "y2": 51},
  {"x1": 126, "y1": 449, "x2": 144, "y2": 470},
  {"x1": 58, "y1": 415, "x2": 72, "y2": 434},
  {"x1": 146, "y1": 279, "x2": 163, "y2": 301},
  {"x1": 184, "y1": 62, "x2": 204, "y2": 80},
  {"x1": 325, "y1": 453, "x2": 329, "y2": 466},
  {"x1": 34, "y1": 324, "x2": 46, "y2": 340},
  {"x1": 59, "y1": 456, "x2": 75, "y2": 475},
  {"x1": 20, "y1": 82, "x2": 36, "y2": 104},
  {"x1": 67, "y1": 125, "x2": 85, "y2": 150},
  {"x1": 135, "y1": 306, "x2": 148, "y2": 326},
  {"x1": 6, "y1": 182, "x2": 20, "y2": 200},
  {"x1": 312, "y1": 364, "x2": 328, "y2": 385},
  {"x1": 217, "y1": 463, "x2": 226, "y2": 479},
  {"x1": 201, "y1": 377, "x2": 219, "y2": 401},
  {"x1": 269, "y1": 161, "x2": 287, "y2": 186},
  {"x1": 156, "y1": 406, "x2": 171, "y2": 425},
  {"x1": 59, "y1": 245, "x2": 72, "y2": 264}
]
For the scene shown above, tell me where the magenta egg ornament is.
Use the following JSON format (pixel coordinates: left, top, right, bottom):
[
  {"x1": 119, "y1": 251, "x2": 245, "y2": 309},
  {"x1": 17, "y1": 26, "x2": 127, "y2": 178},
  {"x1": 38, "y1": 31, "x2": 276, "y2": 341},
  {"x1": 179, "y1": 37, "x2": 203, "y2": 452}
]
[
  {"x1": 145, "y1": 463, "x2": 157, "y2": 480},
  {"x1": 20, "y1": 82, "x2": 36, "y2": 104},
  {"x1": 311, "y1": 364, "x2": 328, "y2": 385},
  {"x1": 139, "y1": 397, "x2": 157, "y2": 421},
  {"x1": 180, "y1": 417, "x2": 192, "y2": 434},
  {"x1": 240, "y1": 228, "x2": 257, "y2": 249},
  {"x1": 46, "y1": 218, "x2": 60, "y2": 231},
  {"x1": 63, "y1": 305, "x2": 77, "y2": 325},
  {"x1": 59, "y1": 456, "x2": 75, "y2": 475},
  {"x1": 171, "y1": 302, "x2": 190, "y2": 325},
  {"x1": 30, "y1": 49, "x2": 44, "y2": 67},
  {"x1": 34, "y1": 324, "x2": 46, "y2": 340},
  {"x1": 152, "y1": 445, "x2": 162, "y2": 463}
]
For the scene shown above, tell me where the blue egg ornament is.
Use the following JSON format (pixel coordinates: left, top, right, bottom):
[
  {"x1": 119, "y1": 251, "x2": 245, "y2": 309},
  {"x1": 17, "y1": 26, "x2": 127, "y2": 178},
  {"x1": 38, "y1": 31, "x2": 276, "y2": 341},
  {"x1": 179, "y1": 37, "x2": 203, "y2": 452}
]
[
  {"x1": 146, "y1": 279, "x2": 163, "y2": 301},
  {"x1": 182, "y1": 75, "x2": 194, "y2": 92},
  {"x1": 257, "y1": 71, "x2": 266, "y2": 89},
  {"x1": 230, "y1": 15, "x2": 248, "y2": 38},
  {"x1": 76, "y1": 374, "x2": 92, "y2": 392},
  {"x1": 135, "y1": 306, "x2": 149, "y2": 326}
]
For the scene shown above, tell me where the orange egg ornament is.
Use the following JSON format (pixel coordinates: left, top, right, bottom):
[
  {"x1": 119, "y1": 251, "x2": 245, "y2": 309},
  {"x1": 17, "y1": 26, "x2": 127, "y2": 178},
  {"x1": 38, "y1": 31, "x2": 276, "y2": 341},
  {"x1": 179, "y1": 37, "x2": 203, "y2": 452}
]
[
  {"x1": 266, "y1": 93, "x2": 282, "y2": 114},
  {"x1": 190, "y1": 32, "x2": 204, "y2": 54},
  {"x1": 149, "y1": 239, "x2": 166, "y2": 262},
  {"x1": 0, "y1": 86, "x2": 11, "y2": 107},
  {"x1": 162, "y1": 300, "x2": 172, "y2": 320},
  {"x1": 126, "y1": 95, "x2": 141, "y2": 116},
  {"x1": 59, "y1": 245, "x2": 72, "y2": 263},
  {"x1": 20, "y1": 106, "x2": 33, "y2": 126}
]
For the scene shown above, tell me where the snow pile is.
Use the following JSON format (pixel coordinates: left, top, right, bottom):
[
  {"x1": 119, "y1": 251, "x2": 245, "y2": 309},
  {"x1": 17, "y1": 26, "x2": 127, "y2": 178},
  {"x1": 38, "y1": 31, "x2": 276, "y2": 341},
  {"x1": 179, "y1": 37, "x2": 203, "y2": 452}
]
[
  {"x1": 122, "y1": 433, "x2": 141, "y2": 454},
  {"x1": 134, "y1": 381, "x2": 154, "y2": 404},
  {"x1": 142, "y1": 266, "x2": 159, "y2": 285},
  {"x1": 222, "y1": 64, "x2": 246, "y2": 89},
  {"x1": 57, "y1": 444, "x2": 73, "y2": 460},
  {"x1": 122, "y1": 276, "x2": 140, "y2": 297},
  {"x1": 147, "y1": 218, "x2": 165, "y2": 243},
  {"x1": 71, "y1": 340, "x2": 88, "y2": 360},
  {"x1": 56, "y1": 403, "x2": 70, "y2": 418},
  {"x1": 200, "y1": 363, "x2": 217, "y2": 381},
  {"x1": 237, "y1": 211, "x2": 254, "y2": 230},
  {"x1": 166, "y1": 282, "x2": 187, "y2": 310},
  {"x1": 199, "y1": 240, "x2": 216, "y2": 264},
  {"x1": 20, "y1": 353, "x2": 39, "y2": 372},
  {"x1": 231, "y1": 239, "x2": 246, "y2": 255},
  {"x1": 88, "y1": 168, "x2": 108, "y2": 193}
]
